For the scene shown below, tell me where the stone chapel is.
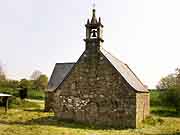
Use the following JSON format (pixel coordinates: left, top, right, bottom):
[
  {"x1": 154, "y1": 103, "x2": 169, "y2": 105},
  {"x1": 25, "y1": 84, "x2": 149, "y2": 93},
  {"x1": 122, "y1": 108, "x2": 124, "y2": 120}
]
[{"x1": 45, "y1": 9, "x2": 149, "y2": 128}]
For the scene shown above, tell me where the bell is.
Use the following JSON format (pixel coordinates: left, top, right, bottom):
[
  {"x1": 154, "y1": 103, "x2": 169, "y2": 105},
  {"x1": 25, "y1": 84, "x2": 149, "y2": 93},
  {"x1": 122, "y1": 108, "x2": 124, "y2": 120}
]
[{"x1": 91, "y1": 30, "x2": 97, "y2": 37}]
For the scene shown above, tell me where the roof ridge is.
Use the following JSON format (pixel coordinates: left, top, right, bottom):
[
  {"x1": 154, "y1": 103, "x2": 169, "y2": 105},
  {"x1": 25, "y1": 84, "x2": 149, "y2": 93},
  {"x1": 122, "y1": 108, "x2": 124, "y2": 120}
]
[
  {"x1": 47, "y1": 63, "x2": 75, "y2": 92},
  {"x1": 100, "y1": 47, "x2": 126, "y2": 65},
  {"x1": 53, "y1": 51, "x2": 86, "y2": 92},
  {"x1": 100, "y1": 47, "x2": 148, "y2": 92},
  {"x1": 124, "y1": 64, "x2": 146, "y2": 88}
]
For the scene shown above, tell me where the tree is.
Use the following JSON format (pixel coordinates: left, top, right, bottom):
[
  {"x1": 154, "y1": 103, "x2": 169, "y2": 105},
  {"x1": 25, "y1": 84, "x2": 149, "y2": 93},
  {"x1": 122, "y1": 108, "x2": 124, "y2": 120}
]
[
  {"x1": 175, "y1": 68, "x2": 180, "y2": 88},
  {"x1": 156, "y1": 74, "x2": 176, "y2": 89},
  {"x1": 0, "y1": 61, "x2": 6, "y2": 80},
  {"x1": 156, "y1": 68, "x2": 180, "y2": 89},
  {"x1": 19, "y1": 79, "x2": 32, "y2": 89},
  {"x1": 34, "y1": 74, "x2": 48, "y2": 90},
  {"x1": 157, "y1": 68, "x2": 180, "y2": 112},
  {"x1": 6, "y1": 80, "x2": 19, "y2": 89},
  {"x1": 159, "y1": 88, "x2": 180, "y2": 112},
  {"x1": 30, "y1": 70, "x2": 42, "y2": 80}
]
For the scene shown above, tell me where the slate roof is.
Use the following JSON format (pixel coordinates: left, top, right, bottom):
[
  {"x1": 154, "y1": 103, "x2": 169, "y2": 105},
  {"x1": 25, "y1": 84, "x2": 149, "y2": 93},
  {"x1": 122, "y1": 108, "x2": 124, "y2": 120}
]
[
  {"x1": 46, "y1": 63, "x2": 75, "y2": 92},
  {"x1": 100, "y1": 47, "x2": 148, "y2": 92},
  {"x1": 47, "y1": 48, "x2": 148, "y2": 93}
]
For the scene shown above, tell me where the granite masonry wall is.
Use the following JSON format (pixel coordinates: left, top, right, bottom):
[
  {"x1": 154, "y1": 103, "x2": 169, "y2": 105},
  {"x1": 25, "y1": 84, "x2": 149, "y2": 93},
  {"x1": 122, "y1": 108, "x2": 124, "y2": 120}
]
[
  {"x1": 49, "y1": 48, "x2": 148, "y2": 128},
  {"x1": 44, "y1": 92, "x2": 54, "y2": 112}
]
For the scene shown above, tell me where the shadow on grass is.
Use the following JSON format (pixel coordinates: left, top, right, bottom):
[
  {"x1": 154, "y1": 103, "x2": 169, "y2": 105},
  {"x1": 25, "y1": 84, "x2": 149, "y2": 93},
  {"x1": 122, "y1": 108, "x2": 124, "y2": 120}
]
[
  {"x1": 0, "y1": 117, "x2": 180, "y2": 135},
  {"x1": 0, "y1": 115, "x2": 122, "y2": 130},
  {"x1": 151, "y1": 106, "x2": 180, "y2": 117},
  {"x1": 24, "y1": 108, "x2": 44, "y2": 112},
  {"x1": 1, "y1": 115, "x2": 180, "y2": 135},
  {"x1": 0, "y1": 107, "x2": 180, "y2": 133},
  {"x1": 151, "y1": 110, "x2": 180, "y2": 117}
]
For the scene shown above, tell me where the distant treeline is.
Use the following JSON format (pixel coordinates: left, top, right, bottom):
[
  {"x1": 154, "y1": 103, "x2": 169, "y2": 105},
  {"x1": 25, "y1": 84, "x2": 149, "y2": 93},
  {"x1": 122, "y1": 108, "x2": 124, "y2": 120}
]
[
  {"x1": 150, "y1": 89, "x2": 180, "y2": 113},
  {"x1": 0, "y1": 75, "x2": 48, "y2": 100}
]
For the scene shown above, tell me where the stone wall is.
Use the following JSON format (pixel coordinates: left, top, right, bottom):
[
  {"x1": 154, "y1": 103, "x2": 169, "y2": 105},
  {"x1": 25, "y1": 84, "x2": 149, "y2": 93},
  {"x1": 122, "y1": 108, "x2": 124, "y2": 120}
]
[
  {"x1": 52, "y1": 50, "x2": 139, "y2": 128},
  {"x1": 44, "y1": 92, "x2": 54, "y2": 112}
]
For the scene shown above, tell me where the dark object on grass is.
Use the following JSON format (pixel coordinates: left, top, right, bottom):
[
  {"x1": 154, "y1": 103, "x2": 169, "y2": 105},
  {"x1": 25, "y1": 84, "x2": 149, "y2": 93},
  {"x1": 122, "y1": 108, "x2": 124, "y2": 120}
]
[
  {"x1": 0, "y1": 93, "x2": 12, "y2": 113},
  {"x1": 19, "y1": 88, "x2": 27, "y2": 100}
]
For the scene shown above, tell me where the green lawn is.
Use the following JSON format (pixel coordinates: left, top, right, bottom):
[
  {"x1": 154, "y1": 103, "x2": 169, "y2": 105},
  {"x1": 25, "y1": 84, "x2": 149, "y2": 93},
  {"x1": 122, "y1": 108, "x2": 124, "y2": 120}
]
[{"x1": 0, "y1": 100, "x2": 180, "y2": 135}]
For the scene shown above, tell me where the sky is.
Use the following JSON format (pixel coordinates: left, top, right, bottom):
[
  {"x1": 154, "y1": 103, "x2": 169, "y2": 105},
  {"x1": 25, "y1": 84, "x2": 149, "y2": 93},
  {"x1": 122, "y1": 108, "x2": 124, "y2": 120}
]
[{"x1": 0, "y1": 0, "x2": 180, "y2": 88}]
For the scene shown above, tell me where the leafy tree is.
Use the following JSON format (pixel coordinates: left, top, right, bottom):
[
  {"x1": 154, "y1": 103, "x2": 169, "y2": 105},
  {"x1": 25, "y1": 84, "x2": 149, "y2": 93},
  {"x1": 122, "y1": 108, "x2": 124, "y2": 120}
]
[
  {"x1": 34, "y1": 74, "x2": 48, "y2": 90},
  {"x1": 19, "y1": 79, "x2": 32, "y2": 89},
  {"x1": 30, "y1": 70, "x2": 42, "y2": 80},
  {"x1": 0, "y1": 62, "x2": 6, "y2": 80},
  {"x1": 156, "y1": 74, "x2": 176, "y2": 89},
  {"x1": 159, "y1": 88, "x2": 180, "y2": 112},
  {"x1": 175, "y1": 68, "x2": 180, "y2": 88},
  {"x1": 157, "y1": 68, "x2": 180, "y2": 113},
  {"x1": 5, "y1": 80, "x2": 19, "y2": 89},
  {"x1": 156, "y1": 68, "x2": 180, "y2": 89}
]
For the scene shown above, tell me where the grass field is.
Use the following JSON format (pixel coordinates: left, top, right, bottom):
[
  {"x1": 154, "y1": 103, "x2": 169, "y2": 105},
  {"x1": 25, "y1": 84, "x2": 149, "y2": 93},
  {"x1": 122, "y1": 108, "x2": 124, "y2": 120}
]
[{"x1": 0, "y1": 100, "x2": 180, "y2": 135}]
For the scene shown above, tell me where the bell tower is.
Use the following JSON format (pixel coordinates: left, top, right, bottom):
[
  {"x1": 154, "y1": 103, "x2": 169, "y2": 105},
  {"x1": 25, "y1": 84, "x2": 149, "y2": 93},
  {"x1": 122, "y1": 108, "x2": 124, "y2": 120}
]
[{"x1": 84, "y1": 9, "x2": 104, "y2": 52}]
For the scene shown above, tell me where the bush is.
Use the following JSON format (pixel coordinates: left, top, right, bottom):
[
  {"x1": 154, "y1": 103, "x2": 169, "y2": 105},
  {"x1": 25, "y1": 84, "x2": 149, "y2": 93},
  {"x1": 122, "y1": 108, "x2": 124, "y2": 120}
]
[
  {"x1": 150, "y1": 90, "x2": 161, "y2": 106},
  {"x1": 27, "y1": 89, "x2": 44, "y2": 100},
  {"x1": 8, "y1": 97, "x2": 40, "y2": 109},
  {"x1": 0, "y1": 96, "x2": 41, "y2": 109},
  {"x1": 0, "y1": 87, "x2": 19, "y2": 97},
  {"x1": 151, "y1": 106, "x2": 178, "y2": 117},
  {"x1": 159, "y1": 88, "x2": 180, "y2": 112},
  {"x1": 0, "y1": 80, "x2": 19, "y2": 89},
  {"x1": 0, "y1": 87, "x2": 44, "y2": 100},
  {"x1": 143, "y1": 115, "x2": 164, "y2": 126}
]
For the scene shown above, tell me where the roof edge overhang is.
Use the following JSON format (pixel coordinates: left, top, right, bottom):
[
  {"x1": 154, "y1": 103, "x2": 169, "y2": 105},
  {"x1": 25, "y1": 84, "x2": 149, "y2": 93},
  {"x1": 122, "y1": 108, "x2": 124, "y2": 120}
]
[
  {"x1": 45, "y1": 62, "x2": 76, "y2": 92},
  {"x1": 100, "y1": 47, "x2": 148, "y2": 93},
  {"x1": 53, "y1": 51, "x2": 86, "y2": 92}
]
